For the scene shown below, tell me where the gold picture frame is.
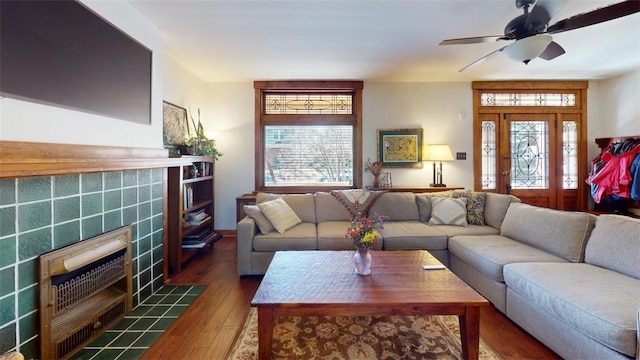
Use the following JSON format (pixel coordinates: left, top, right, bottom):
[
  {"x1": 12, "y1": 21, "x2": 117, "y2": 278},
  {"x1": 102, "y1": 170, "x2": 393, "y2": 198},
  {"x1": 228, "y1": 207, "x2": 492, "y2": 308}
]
[{"x1": 377, "y1": 128, "x2": 423, "y2": 168}]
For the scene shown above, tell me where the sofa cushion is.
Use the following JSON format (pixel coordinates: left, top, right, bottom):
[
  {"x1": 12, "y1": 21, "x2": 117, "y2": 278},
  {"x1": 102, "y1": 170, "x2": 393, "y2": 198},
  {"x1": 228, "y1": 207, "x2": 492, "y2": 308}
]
[
  {"x1": 379, "y1": 222, "x2": 448, "y2": 250},
  {"x1": 243, "y1": 204, "x2": 275, "y2": 235},
  {"x1": 252, "y1": 223, "x2": 318, "y2": 251},
  {"x1": 256, "y1": 193, "x2": 317, "y2": 223},
  {"x1": 504, "y1": 262, "x2": 640, "y2": 357},
  {"x1": 368, "y1": 192, "x2": 418, "y2": 221},
  {"x1": 258, "y1": 197, "x2": 302, "y2": 233},
  {"x1": 317, "y1": 221, "x2": 383, "y2": 250},
  {"x1": 448, "y1": 235, "x2": 568, "y2": 282},
  {"x1": 315, "y1": 192, "x2": 352, "y2": 222},
  {"x1": 500, "y1": 203, "x2": 595, "y2": 262},
  {"x1": 433, "y1": 224, "x2": 500, "y2": 237},
  {"x1": 585, "y1": 214, "x2": 640, "y2": 280},
  {"x1": 484, "y1": 193, "x2": 520, "y2": 229},
  {"x1": 429, "y1": 197, "x2": 467, "y2": 226}
]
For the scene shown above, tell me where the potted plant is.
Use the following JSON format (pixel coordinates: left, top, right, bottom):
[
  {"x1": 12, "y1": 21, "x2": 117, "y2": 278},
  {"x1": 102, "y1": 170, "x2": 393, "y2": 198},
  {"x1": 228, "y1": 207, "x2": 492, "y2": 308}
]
[{"x1": 185, "y1": 108, "x2": 223, "y2": 160}]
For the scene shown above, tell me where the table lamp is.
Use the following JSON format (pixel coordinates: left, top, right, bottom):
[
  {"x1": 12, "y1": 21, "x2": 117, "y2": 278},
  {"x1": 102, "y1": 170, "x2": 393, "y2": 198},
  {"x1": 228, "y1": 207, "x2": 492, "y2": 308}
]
[{"x1": 424, "y1": 144, "x2": 454, "y2": 187}]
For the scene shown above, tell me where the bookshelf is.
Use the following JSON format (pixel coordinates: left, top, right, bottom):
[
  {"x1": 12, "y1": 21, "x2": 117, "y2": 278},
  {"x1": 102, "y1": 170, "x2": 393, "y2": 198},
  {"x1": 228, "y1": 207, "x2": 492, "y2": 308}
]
[{"x1": 167, "y1": 156, "x2": 221, "y2": 273}]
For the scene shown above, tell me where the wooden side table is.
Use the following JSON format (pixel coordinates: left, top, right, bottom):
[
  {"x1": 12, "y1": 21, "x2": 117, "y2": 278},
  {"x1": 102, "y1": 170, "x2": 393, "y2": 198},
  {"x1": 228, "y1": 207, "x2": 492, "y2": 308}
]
[{"x1": 236, "y1": 193, "x2": 257, "y2": 222}]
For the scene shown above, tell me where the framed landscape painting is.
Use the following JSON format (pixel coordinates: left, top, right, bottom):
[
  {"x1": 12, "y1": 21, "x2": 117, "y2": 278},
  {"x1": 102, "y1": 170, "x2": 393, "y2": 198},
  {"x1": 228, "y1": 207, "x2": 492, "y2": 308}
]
[
  {"x1": 162, "y1": 101, "x2": 190, "y2": 150},
  {"x1": 377, "y1": 128, "x2": 423, "y2": 168}
]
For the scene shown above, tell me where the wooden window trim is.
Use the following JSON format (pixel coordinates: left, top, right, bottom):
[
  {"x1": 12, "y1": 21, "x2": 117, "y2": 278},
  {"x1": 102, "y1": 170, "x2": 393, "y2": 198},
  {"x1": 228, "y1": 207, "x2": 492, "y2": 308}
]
[
  {"x1": 472, "y1": 81, "x2": 589, "y2": 210},
  {"x1": 254, "y1": 80, "x2": 363, "y2": 193}
]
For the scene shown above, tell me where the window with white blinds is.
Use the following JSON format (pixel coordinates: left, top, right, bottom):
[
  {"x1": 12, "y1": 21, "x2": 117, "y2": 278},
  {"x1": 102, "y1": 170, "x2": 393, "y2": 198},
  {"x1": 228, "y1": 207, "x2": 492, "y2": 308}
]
[{"x1": 265, "y1": 125, "x2": 353, "y2": 186}]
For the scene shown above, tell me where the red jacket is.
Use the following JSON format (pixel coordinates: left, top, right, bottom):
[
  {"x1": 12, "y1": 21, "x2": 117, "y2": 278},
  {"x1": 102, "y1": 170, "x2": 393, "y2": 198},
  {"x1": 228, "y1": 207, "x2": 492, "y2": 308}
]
[{"x1": 588, "y1": 144, "x2": 640, "y2": 203}]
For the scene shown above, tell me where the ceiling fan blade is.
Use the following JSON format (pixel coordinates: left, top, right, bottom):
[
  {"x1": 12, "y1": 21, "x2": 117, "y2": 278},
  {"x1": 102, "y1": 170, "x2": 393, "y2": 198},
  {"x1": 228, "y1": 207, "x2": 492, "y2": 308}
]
[
  {"x1": 459, "y1": 46, "x2": 507, "y2": 72},
  {"x1": 547, "y1": 0, "x2": 640, "y2": 34},
  {"x1": 539, "y1": 40, "x2": 565, "y2": 60},
  {"x1": 439, "y1": 36, "x2": 502, "y2": 45},
  {"x1": 525, "y1": 0, "x2": 569, "y2": 33}
]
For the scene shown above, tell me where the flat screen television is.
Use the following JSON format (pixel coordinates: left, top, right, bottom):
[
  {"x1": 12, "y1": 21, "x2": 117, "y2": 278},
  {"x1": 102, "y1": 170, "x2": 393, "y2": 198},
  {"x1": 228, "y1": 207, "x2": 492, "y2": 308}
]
[{"x1": 0, "y1": 0, "x2": 152, "y2": 125}]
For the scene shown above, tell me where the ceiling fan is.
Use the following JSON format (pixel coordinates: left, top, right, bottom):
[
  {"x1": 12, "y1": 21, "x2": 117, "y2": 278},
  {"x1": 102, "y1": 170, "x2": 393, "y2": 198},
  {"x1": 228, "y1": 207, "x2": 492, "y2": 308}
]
[{"x1": 440, "y1": 0, "x2": 640, "y2": 72}]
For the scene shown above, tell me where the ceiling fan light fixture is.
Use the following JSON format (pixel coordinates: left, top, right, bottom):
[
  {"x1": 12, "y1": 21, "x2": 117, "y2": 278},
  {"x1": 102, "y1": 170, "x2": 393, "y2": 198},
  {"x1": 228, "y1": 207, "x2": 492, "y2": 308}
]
[{"x1": 502, "y1": 34, "x2": 553, "y2": 64}]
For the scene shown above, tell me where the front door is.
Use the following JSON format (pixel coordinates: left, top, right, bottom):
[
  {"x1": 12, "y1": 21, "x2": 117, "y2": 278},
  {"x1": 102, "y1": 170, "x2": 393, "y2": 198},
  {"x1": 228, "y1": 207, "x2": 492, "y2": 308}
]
[
  {"x1": 500, "y1": 113, "x2": 558, "y2": 208},
  {"x1": 473, "y1": 81, "x2": 588, "y2": 211}
]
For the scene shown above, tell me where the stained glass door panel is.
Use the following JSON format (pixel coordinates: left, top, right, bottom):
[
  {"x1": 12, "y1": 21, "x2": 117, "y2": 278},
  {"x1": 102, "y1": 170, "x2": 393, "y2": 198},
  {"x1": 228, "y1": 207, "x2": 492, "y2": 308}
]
[
  {"x1": 510, "y1": 121, "x2": 549, "y2": 189},
  {"x1": 500, "y1": 114, "x2": 558, "y2": 208}
]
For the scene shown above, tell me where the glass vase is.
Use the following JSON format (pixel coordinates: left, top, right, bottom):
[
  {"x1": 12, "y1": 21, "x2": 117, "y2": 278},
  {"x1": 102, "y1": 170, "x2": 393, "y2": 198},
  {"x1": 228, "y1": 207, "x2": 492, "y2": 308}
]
[{"x1": 354, "y1": 248, "x2": 372, "y2": 275}]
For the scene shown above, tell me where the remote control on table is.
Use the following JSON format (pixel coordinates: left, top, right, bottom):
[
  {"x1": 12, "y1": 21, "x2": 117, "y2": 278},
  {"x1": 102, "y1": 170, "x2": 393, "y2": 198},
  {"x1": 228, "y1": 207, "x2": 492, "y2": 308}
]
[{"x1": 422, "y1": 264, "x2": 446, "y2": 270}]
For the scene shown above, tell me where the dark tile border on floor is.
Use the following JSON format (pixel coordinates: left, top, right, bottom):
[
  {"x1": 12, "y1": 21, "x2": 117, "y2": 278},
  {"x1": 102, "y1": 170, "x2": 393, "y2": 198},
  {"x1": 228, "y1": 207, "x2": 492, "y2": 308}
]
[{"x1": 70, "y1": 285, "x2": 205, "y2": 360}]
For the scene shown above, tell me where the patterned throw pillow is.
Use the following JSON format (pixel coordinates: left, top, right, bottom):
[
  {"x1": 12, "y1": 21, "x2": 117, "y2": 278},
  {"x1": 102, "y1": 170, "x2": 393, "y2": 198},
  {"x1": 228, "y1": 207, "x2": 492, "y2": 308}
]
[
  {"x1": 428, "y1": 197, "x2": 468, "y2": 226},
  {"x1": 243, "y1": 204, "x2": 275, "y2": 235},
  {"x1": 415, "y1": 191, "x2": 454, "y2": 222},
  {"x1": 451, "y1": 191, "x2": 486, "y2": 225},
  {"x1": 257, "y1": 197, "x2": 302, "y2": 233}
]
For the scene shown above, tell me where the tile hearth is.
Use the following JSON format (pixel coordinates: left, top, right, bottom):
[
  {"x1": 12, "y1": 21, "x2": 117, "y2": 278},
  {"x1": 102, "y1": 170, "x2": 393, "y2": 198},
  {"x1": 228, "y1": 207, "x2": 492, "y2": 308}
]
[{"x1": 70, "y1": 285, "x2": 204, "y2": 360}]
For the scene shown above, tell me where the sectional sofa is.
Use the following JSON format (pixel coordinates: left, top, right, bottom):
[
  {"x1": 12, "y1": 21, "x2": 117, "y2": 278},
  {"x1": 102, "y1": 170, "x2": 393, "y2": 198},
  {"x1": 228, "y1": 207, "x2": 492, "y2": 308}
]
[{"x1": 236, "y1": 190, "x2": 640, "y2": 359}]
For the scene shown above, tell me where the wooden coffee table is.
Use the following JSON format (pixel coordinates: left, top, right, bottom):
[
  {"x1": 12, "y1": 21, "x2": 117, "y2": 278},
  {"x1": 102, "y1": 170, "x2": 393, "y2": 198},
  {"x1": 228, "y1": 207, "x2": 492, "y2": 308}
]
[{"x1": 251, "y1": 250, "x2": 489, "y2": 360}]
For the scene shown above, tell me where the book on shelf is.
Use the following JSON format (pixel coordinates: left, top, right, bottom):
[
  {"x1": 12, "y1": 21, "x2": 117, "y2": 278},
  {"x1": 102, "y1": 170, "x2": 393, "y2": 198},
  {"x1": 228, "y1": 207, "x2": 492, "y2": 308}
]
[
  {"x1": 182, "y1": 242, "x2": 207, "y2": 249},
  {"x1": 184, "y1": 209, "x2": 208, "y2": 222},
  {"x1": 182, "y1": 232, "x2": 222, "y2": 249},
  {"x1": 183, "y1": 184, "x2": 194, "y2": 209},
  {"x1": 188, "y1": 215, "x2": 211, "y2": 226},
  {"x1": 184, "y1": 227, "x2": 213, "y2": 240}
]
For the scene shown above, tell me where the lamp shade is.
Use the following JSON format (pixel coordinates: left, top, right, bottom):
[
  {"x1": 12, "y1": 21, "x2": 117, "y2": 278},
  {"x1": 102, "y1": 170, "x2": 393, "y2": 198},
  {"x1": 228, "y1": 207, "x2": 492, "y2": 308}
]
[
  {"x1": 424, "y1": 144, "x2": 454, "y2": 161},
  {"x1": 502, "y1": 35, "x2": 553, "y2": 64}
]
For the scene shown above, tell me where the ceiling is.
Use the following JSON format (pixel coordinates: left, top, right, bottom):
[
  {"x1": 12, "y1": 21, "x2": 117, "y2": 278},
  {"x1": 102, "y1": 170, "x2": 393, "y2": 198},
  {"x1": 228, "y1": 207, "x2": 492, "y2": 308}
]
[{"x1": 128, "y1": 0, "x2": 640, "y2": 82}]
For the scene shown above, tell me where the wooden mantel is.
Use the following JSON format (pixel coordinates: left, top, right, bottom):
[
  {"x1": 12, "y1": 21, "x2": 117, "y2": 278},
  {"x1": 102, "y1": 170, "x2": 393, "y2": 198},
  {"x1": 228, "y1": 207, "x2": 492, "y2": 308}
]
[{"x1": 0, "y1": 140, "x2": 190, "y2": 178}]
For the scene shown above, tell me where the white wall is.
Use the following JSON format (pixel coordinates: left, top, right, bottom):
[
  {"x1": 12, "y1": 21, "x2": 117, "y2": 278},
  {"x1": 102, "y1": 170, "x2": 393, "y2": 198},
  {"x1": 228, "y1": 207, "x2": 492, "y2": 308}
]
[
  {"x1": 586, "y1": 69, "x2": 640, "y2": 161},
  {"x1": 0, "y1": 0, "x2": 164, "y2": 149},
  {"x1": 596, "y1": 69, "x2": 640, "y2": 137},
  {"x1": 363, "y1": 82, "x2": 474, "y2": 191},
  {"x1": 163, "y1": 56, "x2": 207, "y2": 115},
  {"x1": 200, "y1": 82, "x2": 254, "y2": 231}
]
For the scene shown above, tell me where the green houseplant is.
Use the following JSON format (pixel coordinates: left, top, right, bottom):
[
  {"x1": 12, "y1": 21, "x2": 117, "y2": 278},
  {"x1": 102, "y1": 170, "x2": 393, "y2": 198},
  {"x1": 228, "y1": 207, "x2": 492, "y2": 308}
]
[{"x1": 185, "y1": 108, "x2": 223, "y2": 160}]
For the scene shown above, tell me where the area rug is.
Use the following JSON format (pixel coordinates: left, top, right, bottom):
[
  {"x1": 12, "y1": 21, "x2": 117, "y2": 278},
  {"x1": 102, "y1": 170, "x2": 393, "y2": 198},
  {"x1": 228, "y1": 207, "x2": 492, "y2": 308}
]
[{"x1": 228, "y1": 308, "x2": 501, "y2": 360}]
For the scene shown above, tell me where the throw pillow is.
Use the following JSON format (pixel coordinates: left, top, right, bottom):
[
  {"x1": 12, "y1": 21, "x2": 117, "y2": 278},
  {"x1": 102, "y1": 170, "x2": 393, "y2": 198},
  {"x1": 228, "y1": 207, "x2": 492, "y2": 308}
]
[
  {"x1": 428, "y1": 197, "x2": 468, "y2": 226},
  {"x1": 243, "y1": 204, "x2": 275, "y2": 235},
  {"x1": 257, "y1": 197, "x2": 302, "y2": 233},
  {"x1": 451, "y1": 191, "x2": 486, "y2": 225},
  {"x1": 415, "y1": 191, "x2": 454, "y2": 222}
]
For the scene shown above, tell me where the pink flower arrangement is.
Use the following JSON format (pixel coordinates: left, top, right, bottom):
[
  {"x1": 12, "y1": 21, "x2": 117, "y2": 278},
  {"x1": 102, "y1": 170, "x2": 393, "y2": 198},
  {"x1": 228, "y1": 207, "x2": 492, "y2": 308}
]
[{"x1": 345, "y1": 213, "x2": 388, "y2": 249}]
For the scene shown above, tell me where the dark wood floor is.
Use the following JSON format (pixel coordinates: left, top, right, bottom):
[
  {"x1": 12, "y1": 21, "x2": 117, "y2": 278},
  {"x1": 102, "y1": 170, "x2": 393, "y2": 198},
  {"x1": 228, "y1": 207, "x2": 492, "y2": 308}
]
[{"x1": 141, "y1": 236, "x2": 561, "y2": 359}]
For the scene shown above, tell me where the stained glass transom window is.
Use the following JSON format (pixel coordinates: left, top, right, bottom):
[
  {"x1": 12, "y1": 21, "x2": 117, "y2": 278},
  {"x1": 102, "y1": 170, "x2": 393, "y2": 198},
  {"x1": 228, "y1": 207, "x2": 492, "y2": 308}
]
[
  {"x1": 510, "y1": 121, "x2": 549, "y2": 189},
  {"x1": 481, "y1": 93, "x2": 575, "y2": 107},
  {"x1": 562, "y1": 121, "x2": 578, "y2": 189},
  {"x1": 481, "y1": 121, "x2": 496, "y2": 190},
  {"x1": 265, "y1": 94, "x2": 352, "y2": 114}
]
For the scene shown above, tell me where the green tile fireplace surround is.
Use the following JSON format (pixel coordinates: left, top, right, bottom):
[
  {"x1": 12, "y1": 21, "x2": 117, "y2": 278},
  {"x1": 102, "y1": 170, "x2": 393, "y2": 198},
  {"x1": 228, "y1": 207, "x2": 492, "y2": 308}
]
[{"x1": 0, "y1": 168, "x2": 166, "y2": 358}]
